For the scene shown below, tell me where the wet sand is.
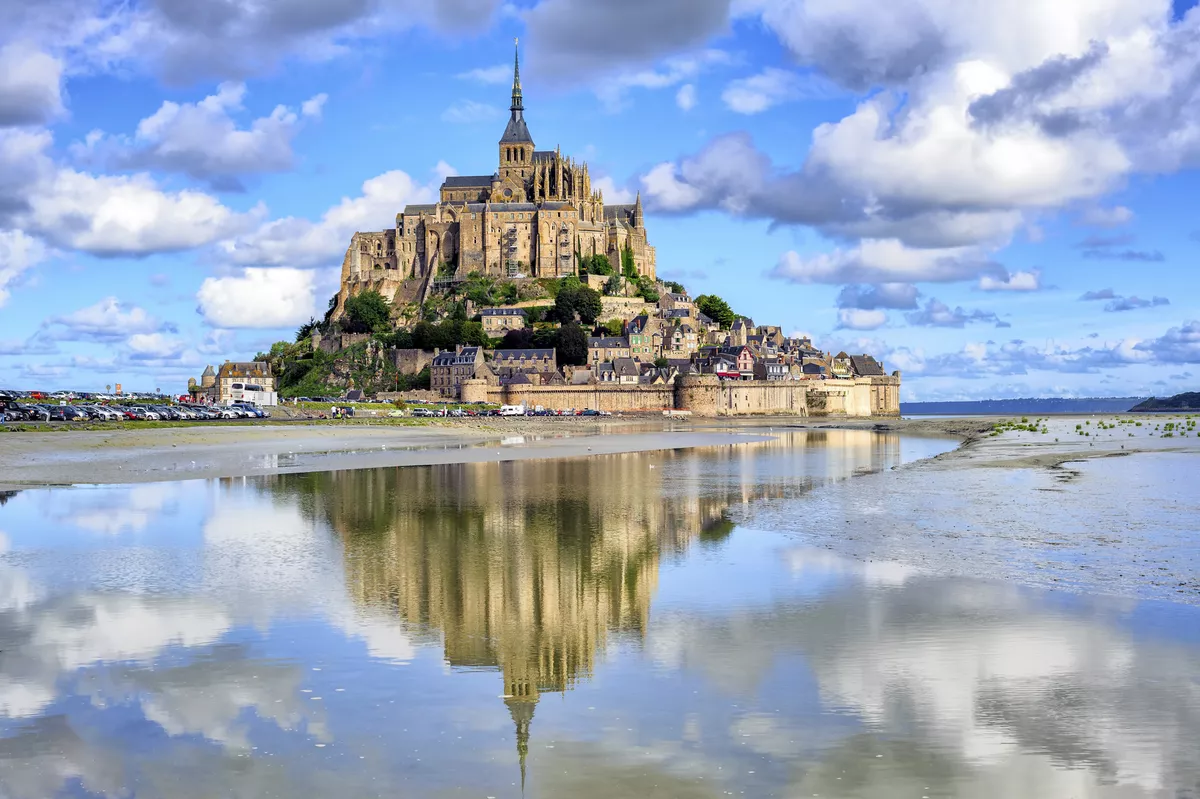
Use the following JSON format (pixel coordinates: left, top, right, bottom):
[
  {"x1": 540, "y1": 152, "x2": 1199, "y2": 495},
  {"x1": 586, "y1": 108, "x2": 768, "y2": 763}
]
[
  {"x1": 753, "y1": 413, "x2": 1200, "y2": 604},
  {"x1": 0, "y1": 420, "x2": 772, "y2": 488}
]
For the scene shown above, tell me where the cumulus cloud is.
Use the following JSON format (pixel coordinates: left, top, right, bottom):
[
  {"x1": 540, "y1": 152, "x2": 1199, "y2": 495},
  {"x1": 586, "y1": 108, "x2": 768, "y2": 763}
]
[
  {"x1": 0, "y1": 229, "x2": 47, "y2": 308},
  {"x1": 904, "y1": 298, "x2": 1008, "y2": 328},
  {"x1": 770, "y1": 240, "x2": 1004, "y2": 285},
  {"x1": 977, "y1": 270, "x2": 1042, "y2": 291},
  {"x1": 74, "y1": 83, "x2": 323, "y2": 191},
  {"x1": 44, "y1": 297, "x2": 174, "y2": 342},
  {"x1": 196, "y1": 268, "x2": 318, "y2": 329},
  {"x1": 836, "y1": 308, "x2": 888, "y2": 330},
  {"x1": 219, "y1": 169, "x2": 436, "y2": 269},
  {"x1": 440, "y1": 100, "x2": 505, "y2": 124},
  {"x1": 836, "y1": 283, "x2": 920, "y2": 310},
  {"x1": 721, "y1": 67, "x2": 838, "y2": 114},
  {"x1": 0, "y1": 43, "x2": 65, "y2": 126},
  {"x1": 523, "y1": 0, "x2": 731, "y2": 81},
  {"x1": 1134, "y1": 320, "x2": 1200, "y2": 363}
]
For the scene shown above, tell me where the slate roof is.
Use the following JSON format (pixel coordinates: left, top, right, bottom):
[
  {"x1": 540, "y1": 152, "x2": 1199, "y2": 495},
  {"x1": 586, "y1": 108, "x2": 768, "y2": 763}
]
[
  {"x1": 481, "y1": 307, "x2": 527, "y2": 317},
  {"x1": 443, "y1": 175, "x2": 493, "y2": 188},
  {"x1": 532, "y1": 150, "x2": 557, "y2": 163},
  {"x1": 587, "y1": 337, "x2": 629, "y2": 348},
  {"x1": 432, "y1": 347, "x2": 481, "y2": 367},
  {"x1": 201, "y1": 365, "x2": 215, "y2": 377},
  {"x1": 403, "y1": 204, "x2": 438, "y2": 214},
  {"x1": 500, "y1": 112, "x2": 533, "y2": 144},
  {"x1": 603, "y1": 204, "x2": 636, "y2": 223},
  {"x1": 492, "y1": 203, "x2": 539, "y2": 212},
  {"x1": 613, "y1": 357, "x2": 640, "y2": 377},
  {"x1": 217, "y1": 361, "x2": 272, "y2": 379},
  {"x1": 493, "y1": 348, "x2": 555, "y2": 361},
  {"x1": 850, "y1": 355, "x2": 885, "y2": 376}
]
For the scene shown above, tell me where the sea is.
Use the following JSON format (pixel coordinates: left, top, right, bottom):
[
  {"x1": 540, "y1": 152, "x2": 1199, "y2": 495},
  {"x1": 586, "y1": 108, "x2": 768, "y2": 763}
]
[{"x1": 0, "y1": 427, "x2": 1197, "y2": 798}]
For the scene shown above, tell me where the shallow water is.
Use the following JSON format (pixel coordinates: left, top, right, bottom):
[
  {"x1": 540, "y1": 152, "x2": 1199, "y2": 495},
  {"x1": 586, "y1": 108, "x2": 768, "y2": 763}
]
[{"x1": 1, "y1": 429, "x2": 1198, "y2": 798}]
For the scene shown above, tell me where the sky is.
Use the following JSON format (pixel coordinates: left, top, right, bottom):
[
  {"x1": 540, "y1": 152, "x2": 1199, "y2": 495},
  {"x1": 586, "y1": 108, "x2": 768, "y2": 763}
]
[{"x1": 0, "y1": 0, "x2": 1198, "y2": 401}]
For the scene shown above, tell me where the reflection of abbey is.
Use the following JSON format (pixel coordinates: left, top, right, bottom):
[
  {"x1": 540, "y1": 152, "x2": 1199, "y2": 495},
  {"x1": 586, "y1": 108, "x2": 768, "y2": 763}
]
[{"x1": 337, "y1": 43, "x2": 655, "y2": 309}]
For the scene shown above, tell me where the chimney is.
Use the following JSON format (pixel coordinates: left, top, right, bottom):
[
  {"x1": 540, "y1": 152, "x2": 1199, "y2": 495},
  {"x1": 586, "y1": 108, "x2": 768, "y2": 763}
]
[{"x1": 456, "y1": 344, "x2": 464, "y2": 355}]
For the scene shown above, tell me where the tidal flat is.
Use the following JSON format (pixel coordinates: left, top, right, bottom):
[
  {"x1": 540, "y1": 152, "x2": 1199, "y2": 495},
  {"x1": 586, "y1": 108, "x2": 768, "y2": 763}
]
[{"x1": 0, "y1": 418, "x2": 1198, "y2": 797}]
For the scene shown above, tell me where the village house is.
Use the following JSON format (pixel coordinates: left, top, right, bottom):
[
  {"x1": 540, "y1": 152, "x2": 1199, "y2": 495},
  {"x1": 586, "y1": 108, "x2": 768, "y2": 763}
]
[
  {"x1": 662, "y1": 323, "x2": 699, "y2": 360},
  {"x1": 492, "y1": 348, "x2": 558, "y2": 375},
  {"x1": 753, "y1": 358, "x2": 789, "y2": 381},
  {"x1": 831, "y1": 352, "x2": 853, "y2": 379},
  {"x1": 850, "y1": 354, "x2": 886, "y2": 377},
  {"x1": 658, "y1": 292, "x2": 693, "y2": 314},
  {"x1": 627, "y1": 315, "x2": 664, "y2": 361},
  {"x1": 479, "y1": 307, "x2": 528, "y2": 335},
  {"x1": 431, "y1": 346, "x2": 484, "y2": 398},
  {"x1": 587, "y1": 336, "x2": 631, "y2": 364}
]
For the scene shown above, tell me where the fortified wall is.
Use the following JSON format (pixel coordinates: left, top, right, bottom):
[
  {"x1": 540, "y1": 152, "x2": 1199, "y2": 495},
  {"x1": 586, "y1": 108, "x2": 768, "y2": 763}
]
[{"x1": 461, "y1": 373, "x2": 901, "y2": 417}]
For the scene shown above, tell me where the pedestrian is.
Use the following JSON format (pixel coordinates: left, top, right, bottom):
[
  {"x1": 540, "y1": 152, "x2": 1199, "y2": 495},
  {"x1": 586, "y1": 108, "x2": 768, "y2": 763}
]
[{"x1": 331, "y1": 405, "x2": 339, "y2": 419}]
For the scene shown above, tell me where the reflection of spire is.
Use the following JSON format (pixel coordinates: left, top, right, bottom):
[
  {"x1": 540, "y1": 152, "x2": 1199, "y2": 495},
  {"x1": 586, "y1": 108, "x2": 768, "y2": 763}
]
[{"x1": 505, "y1": 690, "x2": 537, "y2": 793}]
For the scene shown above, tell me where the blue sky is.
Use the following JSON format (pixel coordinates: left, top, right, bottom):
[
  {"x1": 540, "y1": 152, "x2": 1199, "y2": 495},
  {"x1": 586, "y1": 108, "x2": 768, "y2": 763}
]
[{"x1": 0, "y1": 0, "x2": 1198, "y2": 400}]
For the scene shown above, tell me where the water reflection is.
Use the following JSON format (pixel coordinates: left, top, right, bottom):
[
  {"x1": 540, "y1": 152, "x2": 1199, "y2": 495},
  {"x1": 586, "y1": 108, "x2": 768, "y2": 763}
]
[{"x1": 0, "y1": 430, "x2": 1197, "y2": 797}]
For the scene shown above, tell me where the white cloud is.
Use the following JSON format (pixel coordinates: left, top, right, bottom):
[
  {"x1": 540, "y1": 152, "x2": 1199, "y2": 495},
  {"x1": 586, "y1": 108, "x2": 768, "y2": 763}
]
[
  {"x1": 77, "y1": 82, "x2": 323, "y2": 189},
  {"x1": 978, "y1": 270, "x2": 1042, "y2": 291},
  {"x1": 440, "y1": 99, "x2": 506, "y2": 124},
  {"x1": 770, "y1": 239, "x2": 1001, "y2": 285},
  {"x1": 46, "y1": 297, "x2": 170, "y2": 341},
  {"x1": 219, "y1": 169, "x2": 436, "y2": 268},
  {"x1": 1079, "y1": 205, "x2": 1134, "y2": 227},
  {"x1": 591, "y1": 175, "x2": 636, "y2": 204},
  {"x1": 196, "y1": 268, "x2": 317, "y2": 329},
  {"x1": 0, "y1": 229, "x2": 47, "y2": 308},
  {"x1": 837, "y1": 308, "x2": 888, "y2": 330},
  {"x1": 676, "y1": 83, "x2": 697, "y2": 111},
  {"x1": 594, "y1": 50, "x2": 731, "y2": 111},
  {"x1": 0, "y1": 43, "x2": 64, "y2": 126},
  {"x1": 721, "y1": 67, "x2": 836, "y2": 114},
  {"x1": 126, "y1": 332, "x2": 187, "y2": 360},
  {"x1": 457, "y1": 64, "x2": 512, "y2": 84},
  {"x1": 300, "y1": 93, "x2": 328, "y2": 118},
  {"x1": 28, "y1": 168, "x2": 261, "y2": 256}
]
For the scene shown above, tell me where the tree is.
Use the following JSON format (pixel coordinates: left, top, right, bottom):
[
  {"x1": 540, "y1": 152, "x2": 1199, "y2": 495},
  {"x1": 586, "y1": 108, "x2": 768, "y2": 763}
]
[
  {"x1": 295, "y1": 317, "x2": 319, "y2": 342},
  {"x1": 574, "y1": 285, "x2": 603, "y2": 325},
  {"x1": 621, "y1": 243, "x2": 637, "y2": 279},
  {"x1": 343, "y1": 290, "x2": 391, "y2": 333},
  {"x1": 663, "y1": 281, "x2": 686, "y2": 295},
  {"x1": 556, "y1": 323, "x2": 589, "y2": 366},
  {"x1": 603, "y1": 274, "x2": 622, "y2": 296},
  {"x1": 552, "y1": 287, "x2": 578, "y2": 323},
  {"x1": 654, "y1": 356, "x2": 670, "y2": 369},
  {"x1": 695, "y1": 294, "x2": 737, "y2": 329},
  {"x1": 582, "y1": 254, "x2": 613, "y2": 276},
  {"x1": 602, "y1": 318, "x2": 624, "y2": 337},
  {"x1": 499, "y1": 328, "x2": 536, "y2": 349},
  {"x1": 635, "y1": 276, "x2": 659, "y2": 304}
]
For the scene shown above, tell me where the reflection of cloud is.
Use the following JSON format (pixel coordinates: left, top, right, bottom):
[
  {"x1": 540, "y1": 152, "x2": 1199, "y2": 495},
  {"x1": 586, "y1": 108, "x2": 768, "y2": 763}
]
[
  {"x1": 645, "y1": 572, "x2": 1200, "y2": 796},
  {"x1": 784, "y1": 547, "x2": 918, "y2": 587},
  {"x1": 57, "y1": 483, "x2": 177, "y2": 534}
]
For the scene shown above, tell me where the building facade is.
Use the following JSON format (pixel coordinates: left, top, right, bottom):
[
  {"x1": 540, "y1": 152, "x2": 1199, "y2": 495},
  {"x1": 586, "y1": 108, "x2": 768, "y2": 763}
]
[
  {"x1": 431, "y1": 346, "x2": 484, "y2": 398},
  {"x1": 334, "y1": 44, "x2": 656, "y2": 318}
]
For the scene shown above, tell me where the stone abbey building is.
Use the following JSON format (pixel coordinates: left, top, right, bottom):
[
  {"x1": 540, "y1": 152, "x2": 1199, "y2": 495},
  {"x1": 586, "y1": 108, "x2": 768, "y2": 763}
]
[{"x1": 335, "y1": 43, "x2": 656, "y2": 314}]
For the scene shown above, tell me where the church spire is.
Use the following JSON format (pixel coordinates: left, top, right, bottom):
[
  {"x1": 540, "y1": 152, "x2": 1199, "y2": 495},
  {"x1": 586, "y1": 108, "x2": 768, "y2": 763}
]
[{"x1": 511, "y1": 38, "x2": 524, "y2": 113}]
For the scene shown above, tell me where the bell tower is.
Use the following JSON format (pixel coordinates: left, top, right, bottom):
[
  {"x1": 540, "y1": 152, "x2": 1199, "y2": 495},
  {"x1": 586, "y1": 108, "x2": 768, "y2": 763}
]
[{"x1": 499, "y1": 39, "x2": 535, "y2": 183}]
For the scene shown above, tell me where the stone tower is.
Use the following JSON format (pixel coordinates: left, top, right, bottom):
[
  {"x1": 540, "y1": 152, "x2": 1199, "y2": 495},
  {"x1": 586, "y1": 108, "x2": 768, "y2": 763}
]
[
  {"x1": 499, "y1": 39, "x2": 534, "y2": 183},
  {"x1": 200, "y1": 365, "x2": 216, "y2": 389}
]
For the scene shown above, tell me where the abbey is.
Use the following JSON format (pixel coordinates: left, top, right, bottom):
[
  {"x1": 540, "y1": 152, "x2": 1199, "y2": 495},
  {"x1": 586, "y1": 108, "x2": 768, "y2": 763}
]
[{"x1": 336, "y1": 44, "x2": 655, "y2": 312}]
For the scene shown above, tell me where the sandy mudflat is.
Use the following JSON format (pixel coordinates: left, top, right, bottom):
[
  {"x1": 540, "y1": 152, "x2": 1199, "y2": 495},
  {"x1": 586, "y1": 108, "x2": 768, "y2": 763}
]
[
  {"x1": 0, "y1": 420, "x2": 772, "y2": 488},
  {"x1": 751, "y1": 413, "x2": 1200, "y2": 604}
]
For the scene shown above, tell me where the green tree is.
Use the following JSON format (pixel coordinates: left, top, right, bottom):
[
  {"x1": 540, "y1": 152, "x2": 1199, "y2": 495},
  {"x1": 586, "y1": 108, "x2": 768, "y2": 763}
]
[
  {"x1": 295, "y1": 318, "x2": 319, "y2": 343},
  {"x1": 603, "y1": 274, "x2": 622, "y2": 296},
  {"x1": 343, "y1": 290, "x2": 391, "y2": 334},
  {"x1": 635, "y1": 276, "x2": 659, "y2": 304},
  {"x1": 602, "y1": 318, "x2": 625, "y2": 337},
  {"x1": 654, "y1": 356, "x2": 670, "y2": 369},
  {"x1": 553, "y1": 286, "x2": 578, "y2": 323},
  {"x1": 695, "y1": 294, "x2": 737, "y2": 329},
  {"x1": 582, "y1": 254, "x2": 613, "y2": 276},
  {"x1": 556, "y1": 323, "x2": 589, "y2": 366},
  {"x1": 663, "y1": 281, "x2": 686, "y2": 295},
  {"x1": 621, "y1": 243, "x2": 637, "y2": 279},
  {"x1": 574, "y1": 285, "x2": 603, "y2": 325}
]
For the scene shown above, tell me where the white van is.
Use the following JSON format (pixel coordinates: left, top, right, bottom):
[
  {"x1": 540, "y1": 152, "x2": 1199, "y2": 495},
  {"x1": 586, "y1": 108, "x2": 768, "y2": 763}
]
[{"x1": 499, "y1": 405, "x2": 526, "y2": 417}]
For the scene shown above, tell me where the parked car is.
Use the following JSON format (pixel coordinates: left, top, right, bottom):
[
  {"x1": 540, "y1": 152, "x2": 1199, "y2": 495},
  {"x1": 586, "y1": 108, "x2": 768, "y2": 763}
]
[
  {"x1": 411, "y1": 408, "x2": 435, "y2": 418},
  {"x1": 48, "y1": 405, "x2": 88, "y2": 421}
]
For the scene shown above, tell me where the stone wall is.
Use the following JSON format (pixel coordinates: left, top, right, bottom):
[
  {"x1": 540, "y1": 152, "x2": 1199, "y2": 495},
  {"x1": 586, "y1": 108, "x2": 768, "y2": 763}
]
[
  {"x1": 459, "y1": 374, "x2": 901, "y2": 417},
  {"x1": 390, "y1": 348, "x2": 435, "y2": 375}
]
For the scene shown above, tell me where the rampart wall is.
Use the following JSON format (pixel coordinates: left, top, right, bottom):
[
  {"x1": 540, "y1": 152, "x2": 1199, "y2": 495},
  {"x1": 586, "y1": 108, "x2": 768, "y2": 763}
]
[{"x1": 459, "y1": 374, "x2": 901, "y2": 417}]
